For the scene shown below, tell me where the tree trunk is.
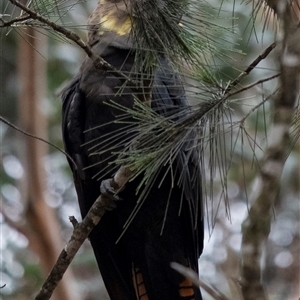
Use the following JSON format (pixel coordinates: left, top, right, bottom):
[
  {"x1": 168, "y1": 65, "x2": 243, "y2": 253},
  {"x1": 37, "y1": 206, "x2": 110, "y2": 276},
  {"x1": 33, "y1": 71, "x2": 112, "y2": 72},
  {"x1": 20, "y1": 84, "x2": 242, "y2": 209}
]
[{"x1": 17, "y1": 26, "x2": 77, "y2": 300}]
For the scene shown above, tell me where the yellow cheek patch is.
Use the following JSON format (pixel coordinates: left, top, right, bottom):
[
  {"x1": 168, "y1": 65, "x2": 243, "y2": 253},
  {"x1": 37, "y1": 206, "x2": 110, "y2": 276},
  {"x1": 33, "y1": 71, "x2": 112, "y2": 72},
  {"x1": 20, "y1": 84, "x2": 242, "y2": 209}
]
[{"x1": 101, "y1": 15, "x2": 132, "y2": 36}]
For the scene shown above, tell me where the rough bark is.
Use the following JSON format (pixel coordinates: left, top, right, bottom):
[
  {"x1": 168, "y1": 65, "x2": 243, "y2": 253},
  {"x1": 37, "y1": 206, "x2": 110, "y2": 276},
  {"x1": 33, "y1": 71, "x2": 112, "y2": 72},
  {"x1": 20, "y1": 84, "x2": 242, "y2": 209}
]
[
  {"x1": 35, "y1": 166, "x2": 133, "y2": 300},
  {"x1": 240, "y1": 4, "x2": 300, "y2": 300}
]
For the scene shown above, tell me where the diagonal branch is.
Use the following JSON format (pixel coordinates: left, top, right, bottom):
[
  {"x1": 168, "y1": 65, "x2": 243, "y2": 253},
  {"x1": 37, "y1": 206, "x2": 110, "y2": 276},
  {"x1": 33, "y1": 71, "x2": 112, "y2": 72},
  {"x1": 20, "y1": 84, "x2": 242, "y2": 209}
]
[
  {"x1": 225, "y1": 42, "x2": 277, "y2": 94},
  {"x1": 227, "y1": 73, "x2": 280, "y2": 98},
  {"x1": 35, "y1": 166, "x2": 133, "y2": 300}
]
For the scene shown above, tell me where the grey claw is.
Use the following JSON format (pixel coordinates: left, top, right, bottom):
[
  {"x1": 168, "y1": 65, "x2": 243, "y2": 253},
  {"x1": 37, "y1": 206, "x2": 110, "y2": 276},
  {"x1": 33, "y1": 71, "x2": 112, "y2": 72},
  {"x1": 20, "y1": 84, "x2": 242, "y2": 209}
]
[{"x1": 100, "y1": 179, "x2": 122, "y2": 202}]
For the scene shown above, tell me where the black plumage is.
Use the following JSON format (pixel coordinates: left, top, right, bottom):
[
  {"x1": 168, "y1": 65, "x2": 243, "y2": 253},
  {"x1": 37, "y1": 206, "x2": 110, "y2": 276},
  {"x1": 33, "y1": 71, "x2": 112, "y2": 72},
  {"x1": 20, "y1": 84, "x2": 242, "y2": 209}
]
[{"x1": 62, "y1": 2, "x2": 203, "y2": 299}]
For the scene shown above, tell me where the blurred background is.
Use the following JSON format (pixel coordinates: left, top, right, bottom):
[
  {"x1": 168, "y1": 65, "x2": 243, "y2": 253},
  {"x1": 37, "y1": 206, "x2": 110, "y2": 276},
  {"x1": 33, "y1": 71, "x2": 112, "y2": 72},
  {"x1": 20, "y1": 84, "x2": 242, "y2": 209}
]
[{"x1": 1, "y1": 0, "x2": 299, "y2": 299}]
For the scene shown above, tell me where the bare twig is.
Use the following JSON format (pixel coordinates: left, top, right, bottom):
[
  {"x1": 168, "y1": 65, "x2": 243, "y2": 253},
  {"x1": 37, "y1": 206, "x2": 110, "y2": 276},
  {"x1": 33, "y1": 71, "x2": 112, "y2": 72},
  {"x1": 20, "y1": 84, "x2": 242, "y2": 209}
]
[
  {"x1": 227, "y1": 73, "x2": 280, "y2": 98},
  {"x1": 69, "y1": 216, "x2": 79, "y2": 228},
  {"x1": 0, "y1": 116, "x2": 77, "y2": 168},
  {"x1": 225, "y1": 42, "x2": 277, "y2": 94},
  {"x1": 35, "y1": 166, "x2": 133, "y2": 300},
  {"x1": 0, "y1": 13, "x2": 31, "y2": 27},
  {"x1": 240, "y1": 3, "x2": 300, "y2": 300}
]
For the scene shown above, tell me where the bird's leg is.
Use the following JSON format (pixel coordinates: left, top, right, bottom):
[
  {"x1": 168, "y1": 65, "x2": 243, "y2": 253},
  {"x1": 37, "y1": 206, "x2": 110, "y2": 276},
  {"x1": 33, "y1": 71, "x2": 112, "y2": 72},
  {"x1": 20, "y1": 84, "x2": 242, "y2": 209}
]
[
  {"x1": 100, "y1": 166, "x2": 133, "y2": 210},
  {"x1": 100, "y1": 178, "x2": 122, "y2": 202}
]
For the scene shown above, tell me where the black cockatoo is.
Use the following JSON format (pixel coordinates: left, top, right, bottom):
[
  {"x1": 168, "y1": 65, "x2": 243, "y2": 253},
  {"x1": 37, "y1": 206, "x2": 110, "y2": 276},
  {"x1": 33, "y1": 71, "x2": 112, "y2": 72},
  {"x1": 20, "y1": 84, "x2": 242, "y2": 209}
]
[{"x1": 62, "y1": 0, "x2": 204, "y2": 299}]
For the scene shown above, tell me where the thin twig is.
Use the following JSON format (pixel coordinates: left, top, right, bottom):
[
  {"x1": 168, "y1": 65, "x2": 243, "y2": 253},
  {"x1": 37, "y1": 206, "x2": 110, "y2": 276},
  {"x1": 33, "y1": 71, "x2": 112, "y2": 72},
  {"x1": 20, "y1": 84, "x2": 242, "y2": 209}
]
[
  {"x1": 227, "y1": 73, "x2": 280, "y2": 98},
  {"x1": 225, "y1": 42, "x2": 277, "y2": 93},
  {"x1": 0, "y1": 13, "x2": 31, "y2": 27},
  {"x1": 0, "y1": 116, "x2": 77, "y2": 168}
]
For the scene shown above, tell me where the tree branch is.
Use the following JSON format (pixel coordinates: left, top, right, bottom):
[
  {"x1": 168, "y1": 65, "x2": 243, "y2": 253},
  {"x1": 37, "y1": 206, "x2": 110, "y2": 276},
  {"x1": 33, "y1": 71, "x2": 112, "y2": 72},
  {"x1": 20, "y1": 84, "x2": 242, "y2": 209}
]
[
  {"x1": 227, "y1": 73, "x2": 280, "y2": 98},
  {"x1": 224, "y1": 42, "x2": 277, "y2": 94},
  {"x1": 0, "y1": 13, "x2": 30, "y2": 27},
  {"x1": 8, "y1": 0, "x2": 138, "y2": 86},
  {"x1": 35, "y1": 166, "x2": 133, "y2": 300},
  {"x1": 240, "y1": 3, "x2": 300, "y2": 300}
]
